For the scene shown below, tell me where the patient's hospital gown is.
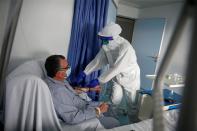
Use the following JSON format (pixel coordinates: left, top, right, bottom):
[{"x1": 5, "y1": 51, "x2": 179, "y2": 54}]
[{"x1": 45, "y1": 77, "x2": 119, "y2": 128}]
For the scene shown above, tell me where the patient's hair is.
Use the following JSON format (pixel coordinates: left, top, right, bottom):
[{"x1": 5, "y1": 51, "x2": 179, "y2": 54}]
[{"x1": 45, "y1": 55, "x2": 65, "y2": 78}]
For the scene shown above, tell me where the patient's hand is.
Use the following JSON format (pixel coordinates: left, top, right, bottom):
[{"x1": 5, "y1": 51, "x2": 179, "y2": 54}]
[
  {"x1": 99, "y1": 103, "x2": 109, "y2": 113},
  {"x1": 74, "y1": 87, "x2": 89, "y2": 94},
  {"x1": 74, "y1": 85, "x2": 101, "y2": 93},
  {"x1": 89, "y1": 85, "x2": 101, "y2": 92},
  {"x1": 74, "y1": 89, "x2": 84, "y2": 94}
]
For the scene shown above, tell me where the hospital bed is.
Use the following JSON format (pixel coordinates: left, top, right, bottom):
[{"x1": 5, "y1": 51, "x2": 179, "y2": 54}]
[{"x1": 4, "y1": 59, "x2": 179, "y2": 131}]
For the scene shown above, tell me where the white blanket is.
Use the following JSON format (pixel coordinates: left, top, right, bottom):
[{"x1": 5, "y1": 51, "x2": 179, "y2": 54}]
[
  {"x1": 5, "y1": 75, "x2": 62, "y2": 131},
  {"x1": 99, "y1": 110, "x2": 179, "y2": 131}
]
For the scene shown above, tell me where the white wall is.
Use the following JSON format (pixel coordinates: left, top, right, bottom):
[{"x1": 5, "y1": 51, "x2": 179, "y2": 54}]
[
  {"x1": 139, "y1": 3, "x2": 191, "y2": 75},
  {"x1": 117, "y1": 4, "x2": 139, "y2": 19},
  {"x1": 8, "y1": 0, "x2": 74, "y2": 73},
  {"x1": 107, "y1": 0, "x2": 117, "y2": 23},
  {"x1": 113, "y1": 0, "x2": 119, "y2": 7}
]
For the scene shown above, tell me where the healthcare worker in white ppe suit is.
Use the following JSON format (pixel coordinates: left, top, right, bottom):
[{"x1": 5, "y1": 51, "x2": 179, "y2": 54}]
[{"x1": 76, "y1": 22, "x2": 140, "y2": 120}]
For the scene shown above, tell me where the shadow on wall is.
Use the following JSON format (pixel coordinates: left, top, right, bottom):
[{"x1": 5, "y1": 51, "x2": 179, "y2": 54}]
[{"x1": 7, "y1": 51, "x2": 50, "y2": 75}]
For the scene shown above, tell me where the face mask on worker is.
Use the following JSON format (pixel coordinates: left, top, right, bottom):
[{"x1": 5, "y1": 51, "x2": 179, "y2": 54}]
[
  {"x1": 98, "y1": 22, "x2": 122, "y2": 46},
  {"x1": 99, "y1": 36, "x2": 113, "y2": 45}
]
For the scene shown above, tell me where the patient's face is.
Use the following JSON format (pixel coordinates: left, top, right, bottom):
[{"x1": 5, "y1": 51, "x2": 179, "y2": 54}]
[{"x1": 56, "y1": 59, "x2": 69, "y2": 81}]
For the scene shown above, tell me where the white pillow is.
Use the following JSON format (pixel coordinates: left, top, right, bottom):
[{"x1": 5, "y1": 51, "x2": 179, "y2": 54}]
[{"x1": 7, "y1": 59, "x2": 47, "y2": 81}]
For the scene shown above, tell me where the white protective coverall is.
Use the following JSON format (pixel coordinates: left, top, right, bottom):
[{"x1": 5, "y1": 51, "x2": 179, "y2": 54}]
[{"x1": 83, "y1": 23, "x2": 140, "y2": 116}]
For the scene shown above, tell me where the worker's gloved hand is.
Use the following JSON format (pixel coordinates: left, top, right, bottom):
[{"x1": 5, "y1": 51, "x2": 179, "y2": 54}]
[
  {"x1": 87, "y1": 79, "x2": 99, "y2": 88},
  {"x1": 76, "y1": 71, "x2": 86, "y2": 84}
]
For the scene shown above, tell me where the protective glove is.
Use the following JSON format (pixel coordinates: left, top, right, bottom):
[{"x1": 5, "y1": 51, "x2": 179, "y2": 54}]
[
  {"x1": 87, "y1": 79, "x2": 99, "y2": 88},
  {"x1": 76, "y1": 71, "x2": 86, "y2": 84}
]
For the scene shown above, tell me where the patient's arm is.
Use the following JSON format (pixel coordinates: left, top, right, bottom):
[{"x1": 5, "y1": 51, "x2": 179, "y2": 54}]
[
  {"x1": 74, "y1": 85, "x2": 101, "y2": 93},
  {"x1": 74, "y1": 87, "x2": 89, "y2": 93},
  {"x1": 53, "y1": 88, "x2": 98, "y2": 124},
  {"x1": 89, "y1": 85, "x2": 101, "y2": 92}
]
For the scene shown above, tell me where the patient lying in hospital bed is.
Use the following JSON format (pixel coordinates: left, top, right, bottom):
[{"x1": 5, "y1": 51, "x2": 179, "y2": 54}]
[{"x1": 4, "y1": 59, "x2": 179, "y2": 131}]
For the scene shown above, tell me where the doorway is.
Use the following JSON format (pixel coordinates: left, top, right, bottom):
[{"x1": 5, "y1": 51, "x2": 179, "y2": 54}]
[
  {"x1": 116, "y1": 16, "x2": 135, "y2": 43},
  {"x1": 132, "y1": 18, "x2": 166, "y2": 89}
]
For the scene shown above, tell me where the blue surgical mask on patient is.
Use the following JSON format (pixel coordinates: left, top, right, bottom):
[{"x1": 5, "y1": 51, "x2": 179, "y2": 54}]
[{"x1": 66, "y1": 67, "x2": 71, "y2": 77}]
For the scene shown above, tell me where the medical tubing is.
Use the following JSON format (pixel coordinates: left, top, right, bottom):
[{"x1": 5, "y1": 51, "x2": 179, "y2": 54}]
[{"x1": 153, "y1": 3, "x2": 188, "y2": 131}]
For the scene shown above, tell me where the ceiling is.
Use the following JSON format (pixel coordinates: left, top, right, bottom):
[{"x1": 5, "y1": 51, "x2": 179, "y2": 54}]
[{"x1": 119, "y1": 0, "x2": 184, "y2": 8}]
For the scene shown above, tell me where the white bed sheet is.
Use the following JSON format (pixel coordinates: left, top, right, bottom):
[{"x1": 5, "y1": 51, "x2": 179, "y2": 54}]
[
  {"x1": 5, "y1": 75, "x2": 62, "y2": 131},
  {"x1": 99, "y1": 110, "x2": 179, "y2": 131},
  {"x1": 6, "y1": 59, "x2": 47, "y2": 80}
]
